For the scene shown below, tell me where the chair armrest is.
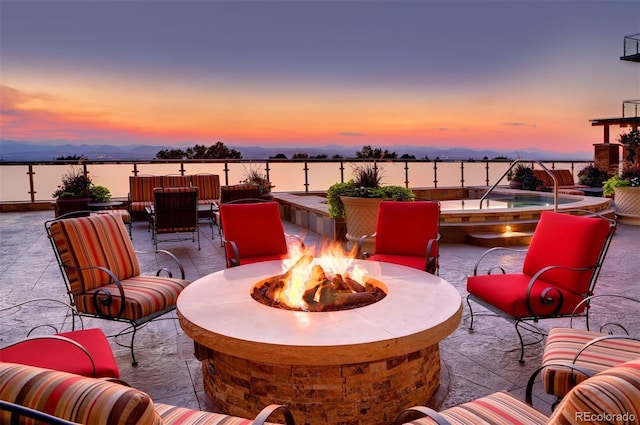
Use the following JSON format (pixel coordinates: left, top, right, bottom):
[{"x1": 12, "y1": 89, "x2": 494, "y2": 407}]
[
  {"x1": 253, "y1": 404, "x2": 296, "y2": 425},
  {"x1": 225, "y1": 239, "x2": 241, "y2": 267},
  {"x1": 0, "y1": 400, "x2": 77, "y2": 425},
  {"x1": 425, "y1": 233, "x2": 441, "y2": 274},
  {"x1": 62, "y1": 263, "x2": 126, "y2": 318},
  {"x1": 0, "y1": 335, "x2": 97, "y2": 377},
  {"x1": 525, "y1": 362, "x2": 596, "y2": 405},
  {"x1": 524, "y1": 264, "x2": 596, "y2": 317},
  {"x1": 472, "y1": 247, "x2": 527, "y2": 276},
  {"x1": 356, "y1": 232, "x2": 377, "y2": 259},
  {"x1": 393, "y1": 405, "x2": 452, "y2": 425},
  {"x1": 569, "y1": 294, "x2": 640, "y2": 328},
  {"x1": 136, "y1": 249, "x2": 186, "y2": 279}
]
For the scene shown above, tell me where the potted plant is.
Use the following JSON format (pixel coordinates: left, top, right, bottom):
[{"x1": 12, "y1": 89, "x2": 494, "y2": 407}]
[
  {"x1": 577, "y1": 164, "x2": 609, "y2": 188},
  {"x1": 52, "y1": 167, "x2": 112, "y2": 216},
  {"x1": 603, "y1": 129, "x2": 640, "y2": 224},
  {"x1": 507, "y1": 163, "x2": 542, "y2": 191},
  {"x1": 241, "y1": 166, "x2": 274, "y2": 199},
  {"x1": 327, "y1": 163, "x2": 413, "y2": 251}
]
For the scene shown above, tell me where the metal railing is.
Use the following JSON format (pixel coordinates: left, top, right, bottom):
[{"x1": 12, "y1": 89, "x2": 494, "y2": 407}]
[
  {"x1": 0, "y1": 159, "x2": 593, "y2": 204},
  {"x1": 478, "y1": 160, "x2": 558, "y2": 210}
]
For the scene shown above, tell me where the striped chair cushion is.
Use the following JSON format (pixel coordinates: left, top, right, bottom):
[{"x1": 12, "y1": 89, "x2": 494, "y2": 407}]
[
  {"x1": 129, "y1": 175, "x2": 162, "y2": 202},
  {"x1": 162, "y1": 175, "x2": 191, "y2": 188},
  {"x1": 401, "y1": 391, "x2": 548, "y2": 425},
  {"x1": 49, "y1": 213, "x2": 140, "y2": 294},
  {"x1": 74, "y1": 275, "x2": 189, "y2": 320},
  {"x1": 191, "y1": 174, "x2": 220, "y2": 205},
  {"x1": 548, "y1": 357, "x2": 640, "y2": 424},
  {"x1": 156, "y1": 403, "x2": 255, "y2": 425},
  {"x1": 0, "y1": 362, "x2": 162, "y2": 425},
  {"x1": 542, "y1": 327, "x2": 640, "y2": 397}
]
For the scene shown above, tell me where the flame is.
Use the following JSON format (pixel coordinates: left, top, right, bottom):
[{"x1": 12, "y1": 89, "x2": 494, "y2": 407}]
[{"x1": 276, "y1": 242, "x2": 368, "y2": 310}]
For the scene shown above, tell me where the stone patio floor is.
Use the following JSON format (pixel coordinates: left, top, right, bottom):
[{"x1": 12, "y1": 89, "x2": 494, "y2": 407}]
[{"x1": 1, "y1": 209, "x2": 638, "y2": 421}]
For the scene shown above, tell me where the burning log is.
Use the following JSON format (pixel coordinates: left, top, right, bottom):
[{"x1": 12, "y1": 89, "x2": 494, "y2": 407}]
[{"x1": 252, "y1": 256, "x2": 386, "y2": 312}]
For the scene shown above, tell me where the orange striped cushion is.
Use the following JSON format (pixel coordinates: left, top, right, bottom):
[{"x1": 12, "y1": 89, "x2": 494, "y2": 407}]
[
  {"x1": 155, "y1": 403, "x2": 255, "y2": 424},
  {"x1": 50, "y1": 214, "x2": 139, "y2": 294},
  {"x1": 402, "y1": 391, "x2": 548, "y2": 424},
  {"x1": 162, "y1": 175, "x2": 190, "y2": 188},
  {"x1": 129, "y1": 175, "x2": 162, "y2": 203},
  {"x1": 542, "y1": 327, "x2": 640, "y2": 397},
  {"x1": 549, "y1": 357, "x2": 640, "y2": 424},
  {"x1": 192, "y1": 174, "x2": 220, "y2": 203},
  {"x1": 74, "y1": 275, "x2": 189, "y2": 320},
  {"x1": 0, "y1": 362, "x2": 162, "y2": 425}
]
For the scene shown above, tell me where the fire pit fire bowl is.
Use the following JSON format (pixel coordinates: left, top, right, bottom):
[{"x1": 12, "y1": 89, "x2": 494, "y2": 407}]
[{"x1": 177, "y1": 259, "x2": 462, "y2": 425}]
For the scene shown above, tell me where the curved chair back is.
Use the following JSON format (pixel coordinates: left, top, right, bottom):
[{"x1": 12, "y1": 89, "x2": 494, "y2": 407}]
[
  {"x1": 220, "y1": 201, "x2": 288, "y2": 267},
  {"x1": 153, "y1": 186, "x2": 198, "y2": 233}
]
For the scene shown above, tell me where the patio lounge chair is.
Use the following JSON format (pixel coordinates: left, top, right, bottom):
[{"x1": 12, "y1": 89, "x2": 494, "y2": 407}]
[
  {"x1": 466, "y1": 210, "x2": 616, "y2": 362},
  {"x1": 45, "y1": 212, "x2": 190, "y2": 366},
  {"x1": 394, "y1": 357, "x2": 640, "y2": 425}
]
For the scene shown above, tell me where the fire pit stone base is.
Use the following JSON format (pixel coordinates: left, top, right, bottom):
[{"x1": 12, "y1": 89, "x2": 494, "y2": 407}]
[{"x1": 195, "y1": 342, "x2": 441, "y2": 425}]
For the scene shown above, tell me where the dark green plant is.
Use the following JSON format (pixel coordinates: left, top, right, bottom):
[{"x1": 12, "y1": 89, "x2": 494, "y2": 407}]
[
  {"x1": 90, "y1": 185, "x2": 112, "y2": 202},
  {"x1": 577, "y1": 165, "x2": 609, "y2": 188},
  {"x1": 52, "y1": 167, "x2": 93, "y2": 198},
  {"x1": 326, "y1": 163, "x2": 414, "y2": 218}
]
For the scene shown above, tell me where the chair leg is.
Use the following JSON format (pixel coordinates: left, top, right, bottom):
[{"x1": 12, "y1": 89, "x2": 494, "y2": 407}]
[
  {"x1": 466, "y1": 295, "x2": 475, "y2": 331},
  {"x1": 514, "y1": 320, "x2": 526, "y2": 363},
  {"x1": 114, "y1": 323, "x2": 139, "y2": 367}
]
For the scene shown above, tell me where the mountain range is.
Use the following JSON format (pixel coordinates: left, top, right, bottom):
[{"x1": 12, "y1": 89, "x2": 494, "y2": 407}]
[{"x1": 0, "y1": 140, "x2": 592, "y2": 162}]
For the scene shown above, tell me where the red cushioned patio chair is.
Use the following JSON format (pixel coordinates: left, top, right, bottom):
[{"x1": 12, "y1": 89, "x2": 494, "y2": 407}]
[
  {"x1": 220, "y1": 201, "x2": 304, "y2": 268},
  {"x1": 356, "y1": 200, "x2": 441, "y2": 274},
  {"x1": 45, "y1": 213, "x2": 190, "y2": 366},
  {"x1": 466, "y1": 210, "x2": 616, "y2": 362},
  {"x1": 0, "y1": 299, "x2": 120, "y2": 379}
]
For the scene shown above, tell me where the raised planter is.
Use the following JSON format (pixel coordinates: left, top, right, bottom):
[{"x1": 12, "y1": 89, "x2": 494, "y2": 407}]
[
  {"x1": 340, "y1": 196, "x2": 382, "y2": 253},
  {"x1": 54, "y1": 196, "x2": 92, "y2": 217},
  {"x1": 614, "y1": 187, "x2": 640, "y2": 225}
]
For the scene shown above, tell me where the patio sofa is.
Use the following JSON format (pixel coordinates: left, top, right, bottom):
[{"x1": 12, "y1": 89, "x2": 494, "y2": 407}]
[
  {"x1": 128, "y1": 174, "x2": 220, "y2": 215},
  {"x1": 0, "y1": 362, "x2": 294, "y2": 424},
  {"x1": 532, "y1": 169, "x2": 587, "y2": 195}
]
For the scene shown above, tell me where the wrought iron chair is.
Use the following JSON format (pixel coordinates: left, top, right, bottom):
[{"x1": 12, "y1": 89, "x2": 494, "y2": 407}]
[
  {"x1": 152, "y1": 186, "x2": 200, "y2": 250},
  {"x1": 394, "y1": 357, "x2": 640, "y2": 425},
  {"x1": 220, "y1": 201, "x2": 304, "y2": 268},
  {"x1": 356, "y1": 200, "x2": 441, "y2": 274},
  {"x1": 0, "y1": 299, "x2": 120, "y2": 379},
  {"x1": 466, "y1": 210, "x2": 616, "y2": 362},
  {"x1": 525, "y1": 294, "x2": 640, "y2": 406},
  {"x1": 45, "y1": 212, "x2": 190, "y2": 366}
]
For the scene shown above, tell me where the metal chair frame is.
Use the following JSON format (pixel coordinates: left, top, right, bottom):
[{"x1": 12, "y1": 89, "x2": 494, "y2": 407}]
[
  {"x1": 45, "y1": 212, "x2": 187, "y2": 366},
  {"x1": 466, "y1": 210, "x2": 617, "y2": 363}
]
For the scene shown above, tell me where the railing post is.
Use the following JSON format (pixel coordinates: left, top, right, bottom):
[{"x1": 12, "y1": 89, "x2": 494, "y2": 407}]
[
  {"x1": 179, "y1": 162, "x2": 186, "y2": 175},
  {"x1": 485, "y1": 160, "x2": 490, "y2": 186},
  {"x1": 27, "y1": 164, "x2": 36, "y2": 203},
  {"x1": 265, "y1": 161, "x2": 271, "y2": 183},
  {"x1": 132, "y1": 163, "x2": 139, "y2": 176},
  {"x1": 303, "y1": 161, "x2": 309, "y2": 193},
  {"x1": 404, "y1": 161, "x2": 409, "y2": 188},
  {"x1": 460, "y1": 162, "x2": 465, "y2": 188},
  {"x1": 339, "y1": 161, "x2": 345, "y2": 183},
  {"x1": 223, "y1": 162, "x2": 230, "y2": 185},
  {"x1": 433, "y1": 161, "x2": 438, "y2": 189}
]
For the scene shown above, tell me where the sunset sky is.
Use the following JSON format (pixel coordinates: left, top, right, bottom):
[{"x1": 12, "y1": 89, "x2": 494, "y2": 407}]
[{"x1": 1, "y1": 0, "x2": 639, "y2": 155}]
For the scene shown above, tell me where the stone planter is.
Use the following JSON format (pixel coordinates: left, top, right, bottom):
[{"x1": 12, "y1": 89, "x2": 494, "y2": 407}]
[
  {"x1": 340, "y1": 196, "x2": 382, "y2": 253},
  {"x1": 614, "y1": 187, "x2": 640, "y2": 225}
]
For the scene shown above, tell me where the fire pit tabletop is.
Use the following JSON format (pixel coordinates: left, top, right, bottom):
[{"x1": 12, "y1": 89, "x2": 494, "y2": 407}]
[{"x1": 177, "y1": 259, "x2": 462, "y2": 366}]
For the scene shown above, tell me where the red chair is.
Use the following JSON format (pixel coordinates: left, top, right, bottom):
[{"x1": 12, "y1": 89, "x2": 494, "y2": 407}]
[
  {"x1": 0, "y1": 328, "x2": 120, "y2": 379},
  {"x1": 466, "y1": 211, "x2": 616, "y2": 362},
  {"x1": 357, "y1": 200, "x2": 440, "y2": 274},
  {"x1": 220, "y1": 201, "x2": 304, "y2": 268}
]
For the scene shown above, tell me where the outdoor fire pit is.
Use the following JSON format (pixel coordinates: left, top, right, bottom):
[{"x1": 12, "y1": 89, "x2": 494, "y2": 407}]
[{"x1": 177, "y1": 258, "x2": 461, "y2": 425}]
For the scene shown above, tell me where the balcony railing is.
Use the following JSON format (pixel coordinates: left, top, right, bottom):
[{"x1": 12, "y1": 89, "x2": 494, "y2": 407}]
[{"x1": 0, "y1": 159, "x2": 593, "y2": 204}]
